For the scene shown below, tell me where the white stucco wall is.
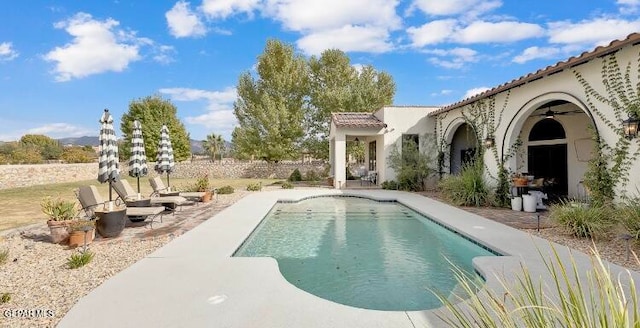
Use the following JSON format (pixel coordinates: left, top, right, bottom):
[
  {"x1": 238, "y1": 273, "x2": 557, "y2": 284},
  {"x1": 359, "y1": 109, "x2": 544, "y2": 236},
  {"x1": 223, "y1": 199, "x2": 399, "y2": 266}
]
[
  {"x1": 435, "y1": 40, "x2": 640, "y2": 198},
  {"x1": 376, "y1": 106, "x2": 439, "y2": 183}
]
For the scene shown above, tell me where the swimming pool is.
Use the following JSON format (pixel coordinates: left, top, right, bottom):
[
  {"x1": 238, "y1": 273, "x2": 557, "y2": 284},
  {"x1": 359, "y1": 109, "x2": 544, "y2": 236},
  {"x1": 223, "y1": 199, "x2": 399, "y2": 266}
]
[{"x1": 234, "y1": 196, "x2": 497, "y2": 311}]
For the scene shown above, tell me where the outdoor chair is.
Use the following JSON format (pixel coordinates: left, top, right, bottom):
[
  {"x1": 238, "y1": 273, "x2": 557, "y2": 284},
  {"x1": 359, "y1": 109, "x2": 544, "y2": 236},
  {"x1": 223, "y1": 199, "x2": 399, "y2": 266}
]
[
  {"x1": 114, "y1": 179, "x2": 194, "y2": 213},
  {"x1": 149, "y1": 176, "x2": 206, "y2": 202},
  {"x1": 361, "y1": 171, "x2": 377, "y2": 186},
  {"x1": 76, "y1": 185, "x2": 165, "y2": 228}
]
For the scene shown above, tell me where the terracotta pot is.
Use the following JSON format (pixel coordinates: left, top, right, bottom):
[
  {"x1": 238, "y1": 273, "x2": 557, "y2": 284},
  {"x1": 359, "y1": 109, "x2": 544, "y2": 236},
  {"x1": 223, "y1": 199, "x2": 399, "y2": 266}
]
[
  {"x1": 68, "y1": 229, "x2": 95, "y2": 247},
  {"x1": 47, "y1": 220, "x2": 71, "y2": 244},
  {"x1": 201, "y1": 191, "x2": 212, "y2": 202}
]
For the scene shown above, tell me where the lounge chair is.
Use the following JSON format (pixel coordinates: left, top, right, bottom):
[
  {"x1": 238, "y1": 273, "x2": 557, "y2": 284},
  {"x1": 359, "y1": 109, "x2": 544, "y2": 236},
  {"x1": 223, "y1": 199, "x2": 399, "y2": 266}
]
[
  {"x1": 113, "y1": 179, "x2": 194, "y2": 213},
  {"x1": 149, "y1": 176, "x2": 207, "y2": 202},
  {"x1": 76, "y1": 185, "x2": 165, "y2": 228}
]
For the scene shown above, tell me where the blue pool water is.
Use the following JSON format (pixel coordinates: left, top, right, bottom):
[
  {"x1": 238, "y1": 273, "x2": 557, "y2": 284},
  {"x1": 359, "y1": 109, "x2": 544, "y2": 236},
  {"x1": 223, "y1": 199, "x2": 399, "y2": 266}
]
[{"x1": 234, "y1": 196, "x2": 497, "y2": 311}]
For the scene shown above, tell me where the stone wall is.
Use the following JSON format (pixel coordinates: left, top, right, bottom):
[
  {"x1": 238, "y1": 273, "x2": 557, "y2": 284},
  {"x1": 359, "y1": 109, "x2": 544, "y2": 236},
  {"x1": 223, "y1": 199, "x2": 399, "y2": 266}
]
[{"x1": 0, "y1": 162, "x2": 327, "y2": 190}]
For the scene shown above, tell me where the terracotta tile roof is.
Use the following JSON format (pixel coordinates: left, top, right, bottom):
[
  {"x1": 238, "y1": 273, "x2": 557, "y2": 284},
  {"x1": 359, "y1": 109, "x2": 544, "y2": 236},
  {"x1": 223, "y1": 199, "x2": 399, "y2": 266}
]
[
  {"x1": 429, "y1": 32, "x2": 640, "y2": 117},
  {"x1": 331, "y1": 112, "x2": 387, "y2": 128}
]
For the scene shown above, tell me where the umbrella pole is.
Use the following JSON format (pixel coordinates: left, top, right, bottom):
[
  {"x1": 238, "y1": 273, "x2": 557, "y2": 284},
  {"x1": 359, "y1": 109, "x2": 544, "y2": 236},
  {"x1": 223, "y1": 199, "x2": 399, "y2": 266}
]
[
  {"x1": 167, "y1": 173, "x2": 170, "y2": 189},
  {"x1": 137, "y1": 176, "x2": 141, "y2": 194},
  {"x1": 108, "y1": 180, "x2": 113, "y2": 201}
]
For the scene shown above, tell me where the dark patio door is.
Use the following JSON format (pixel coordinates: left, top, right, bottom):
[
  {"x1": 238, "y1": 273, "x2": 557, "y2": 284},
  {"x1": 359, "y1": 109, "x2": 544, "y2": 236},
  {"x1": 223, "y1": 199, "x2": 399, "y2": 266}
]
[{"x1": 527, "y1": 144, "x2": 568, "y2": 197}]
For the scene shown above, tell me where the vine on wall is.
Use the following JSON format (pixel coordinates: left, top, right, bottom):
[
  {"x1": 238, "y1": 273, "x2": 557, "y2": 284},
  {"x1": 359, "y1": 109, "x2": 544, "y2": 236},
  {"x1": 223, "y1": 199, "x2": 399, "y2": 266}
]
[
  {"x1": 574, "y1": 51, "x2": 640, "y2": 202},
  {"x1": 458, "y1": 91, "x2": 520, "y2": 207}
]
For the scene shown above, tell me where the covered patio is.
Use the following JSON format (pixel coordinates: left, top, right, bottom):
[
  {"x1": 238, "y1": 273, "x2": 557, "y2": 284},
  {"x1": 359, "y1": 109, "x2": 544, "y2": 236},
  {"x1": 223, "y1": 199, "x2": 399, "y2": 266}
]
[{"x1": 328, "y1": 113, "x2": 387, "y2": 189}]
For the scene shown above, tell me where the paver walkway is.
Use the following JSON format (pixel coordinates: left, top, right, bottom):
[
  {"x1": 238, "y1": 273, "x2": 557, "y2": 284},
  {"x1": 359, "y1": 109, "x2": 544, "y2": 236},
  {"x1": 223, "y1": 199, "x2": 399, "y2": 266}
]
[{"x1": 417, "y1": 190, "x2": 553, "y2": 230}]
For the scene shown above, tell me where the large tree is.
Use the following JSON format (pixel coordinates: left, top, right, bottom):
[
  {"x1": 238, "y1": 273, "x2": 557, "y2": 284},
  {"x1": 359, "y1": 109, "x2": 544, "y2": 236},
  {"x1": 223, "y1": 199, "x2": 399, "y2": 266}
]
[
  {"x1": 120, "y1": 95, "x2": 191, "y2": 162},
  {"x1": 304, "y1": 49, "x2": 396, "y2": 159},
  {"x1": 19, "y1": 134, "x2": 63, "y2": 160},
  {"x1": 232, "y1": 39, "x2": 308, "y2": 162}
]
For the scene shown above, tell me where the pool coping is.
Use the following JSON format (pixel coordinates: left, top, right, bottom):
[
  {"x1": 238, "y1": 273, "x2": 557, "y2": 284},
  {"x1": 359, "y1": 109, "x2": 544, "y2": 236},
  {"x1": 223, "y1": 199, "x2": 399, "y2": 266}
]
[{"x1": 59, "y1": 189, "x2": 640, "y2": 328}]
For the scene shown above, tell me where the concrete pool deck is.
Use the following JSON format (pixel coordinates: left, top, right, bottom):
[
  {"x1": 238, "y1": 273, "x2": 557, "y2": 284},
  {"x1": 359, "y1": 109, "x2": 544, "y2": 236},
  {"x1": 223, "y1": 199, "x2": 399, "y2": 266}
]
[{"x1": 59, "y1": 189, "x2": 640, "y2": 327}]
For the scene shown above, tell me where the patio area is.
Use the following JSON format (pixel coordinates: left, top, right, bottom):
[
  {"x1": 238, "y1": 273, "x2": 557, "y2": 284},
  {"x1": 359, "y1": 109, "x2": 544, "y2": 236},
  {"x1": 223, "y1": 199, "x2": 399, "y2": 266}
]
[{"x1": 57, "y1": 188, "x2": 640, "y2": 328}]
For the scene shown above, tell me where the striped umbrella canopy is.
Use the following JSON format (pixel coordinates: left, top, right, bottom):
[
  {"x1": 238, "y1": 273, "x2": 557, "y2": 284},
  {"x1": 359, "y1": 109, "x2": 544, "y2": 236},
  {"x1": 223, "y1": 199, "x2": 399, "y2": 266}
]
[
  {"x1": 128, "y1": 119, "x2": 148, "y2": 194},
  {"x1": 97, "y1": 109, "x2": 120, "y2": 201},
  {"x1": 155, "y1": 124, "x2": 175, "y2": 188}
]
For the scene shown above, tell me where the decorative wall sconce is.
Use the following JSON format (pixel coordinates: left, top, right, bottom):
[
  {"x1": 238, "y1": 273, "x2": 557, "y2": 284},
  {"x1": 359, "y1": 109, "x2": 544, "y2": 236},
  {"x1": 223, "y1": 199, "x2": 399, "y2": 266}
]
[
  {"x1": 484, "y1": 136, "x2": 495, "y2": 148},
  {"x1": 622, "y1": 115, "x2": 639, "y2": 139}
]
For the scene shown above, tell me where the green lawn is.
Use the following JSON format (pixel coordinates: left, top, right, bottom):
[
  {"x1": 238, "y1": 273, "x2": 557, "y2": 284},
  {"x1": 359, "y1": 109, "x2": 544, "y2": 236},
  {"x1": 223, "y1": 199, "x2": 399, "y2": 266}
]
[{"x1": 0, "y1": 177, "x2": 280, "y2": 232}]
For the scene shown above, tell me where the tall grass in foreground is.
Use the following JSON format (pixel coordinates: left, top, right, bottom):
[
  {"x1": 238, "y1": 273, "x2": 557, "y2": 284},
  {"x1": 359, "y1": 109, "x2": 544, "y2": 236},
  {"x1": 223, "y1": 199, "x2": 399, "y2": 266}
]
[{"x1": 436, "y1": 246, "x2": 639, "y2": 327}]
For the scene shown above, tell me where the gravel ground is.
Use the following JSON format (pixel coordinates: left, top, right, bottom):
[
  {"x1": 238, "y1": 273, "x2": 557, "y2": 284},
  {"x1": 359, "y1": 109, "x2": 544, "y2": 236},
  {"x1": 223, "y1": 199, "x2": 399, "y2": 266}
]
[
  {"x1": 0, "y1": 188, "x2": 638, "y2": 327},
  {"x1": 0, "y1": 189, "x2": 254, "y2": 328}
]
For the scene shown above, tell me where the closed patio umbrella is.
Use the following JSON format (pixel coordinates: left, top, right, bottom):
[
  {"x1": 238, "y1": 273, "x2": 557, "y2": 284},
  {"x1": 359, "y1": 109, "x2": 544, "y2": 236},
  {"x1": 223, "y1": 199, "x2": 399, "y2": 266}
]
[
  {"x1": 128, "y1": 119, "x2": 148, "y2": 195},
  {"x1": 97, "y1": 109, "x2": 120, "y2": 202},
  {"x1": 155, "y1": 124, "x2": 175, "y2": 188}
]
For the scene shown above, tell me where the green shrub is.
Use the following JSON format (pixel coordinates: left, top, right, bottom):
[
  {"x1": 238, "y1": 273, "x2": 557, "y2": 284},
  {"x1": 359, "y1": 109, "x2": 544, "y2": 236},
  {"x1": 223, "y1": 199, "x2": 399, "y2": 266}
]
[
  {"x1": 550, "y1": 201, "x2": 613, "y2": 238},
  {"x1": 0, "y1": 249, "x2": 8, "y2": 265},
  {"x1": 281, "y1": 181, "x2": 294, "y2": 189},
  {"x1": 0, "y1": 293, "x2": 10, "y2": 304},
  {"x1": 616, "y1": 198, "x2": 640, "y2": 241},
  {"x1": 304, "y1": 169, "x2": 320, "y2": 181},
  {"x1": 41, "y1": 197, "x2": 78, "y2": 221},
  {"x1": 289, "y1": 169, "x2": 302, "y2": 182},
  {"x1": 437, "y1": 245, "x2": 639, "y2": 328},
  {"x1": 386, "y1": 134, "x2": 438, "y2": 191},
  {"x1": 67, "y1": 250, "x2": 94, "y2": 269},
  {"x1": 381, "y1": 180, "x2": 399, "y2": 190},
  {"x1": 439, "y1": 161, "x2": 491, "y2": 207},
  {"x1": 216, "y1": 185, "x2": 234, "y2": 194},
  {"x1": 246, "y1": 182, "x2": 262, "y2": 191}
]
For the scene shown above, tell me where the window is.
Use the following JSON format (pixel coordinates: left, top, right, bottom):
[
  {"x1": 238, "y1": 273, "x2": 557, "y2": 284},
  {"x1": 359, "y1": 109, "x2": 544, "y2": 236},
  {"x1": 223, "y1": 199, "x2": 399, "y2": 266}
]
[
  {"x1": 529, "y1": 119, "x2": 566, "y2": 141},
  {"x1": 368, "y1": 141, "x2": 376, "y2": 171}
]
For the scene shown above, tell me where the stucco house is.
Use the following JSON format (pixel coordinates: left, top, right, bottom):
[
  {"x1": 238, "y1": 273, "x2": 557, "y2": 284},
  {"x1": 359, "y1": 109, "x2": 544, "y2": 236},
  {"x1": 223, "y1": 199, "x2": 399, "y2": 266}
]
[{"x1": 329, "y1": 32, "x2": 640, "y2": 200}]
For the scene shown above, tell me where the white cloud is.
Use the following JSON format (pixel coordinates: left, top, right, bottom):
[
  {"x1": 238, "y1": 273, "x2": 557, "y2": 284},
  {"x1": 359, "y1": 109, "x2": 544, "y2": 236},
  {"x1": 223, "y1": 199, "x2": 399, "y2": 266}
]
[
  {"x1": 262, "y1": 0, "x2": 400, "y2": 55},
  {"x1": 407, "y1": 20, "x2": 542, "y2": 48},
  {"x1": 185, "y1": 109, "x2": 237, "y2": 137},
  {"x1": 409, "y1": 0, "x2": 501, "y2": 17},
  {"x1": 152, "y1": 45, "x2": 176, "y2": 64},
  {"x1": 160, "y1": 87, "x2": 238, "y2": 137},
  {"x1": 44, "y1": 13, "x2": 142, "y2": 81},
  {"x1": 25, "y1": 123, "x2": 92, "y2": 138},
  {"x1": 0, "y1": 42, "x2": 19, "y2": 61},
  {"x1": 463, "y1": 87, "x2": 491, "y2": 99},
  {"x1": 424, "y1": 47, "x2": 478, "y2": 69},
  {"x1": 166, "y1": 1, "x2": 207, "y2": 38},
  {"x1": 200, "y1": 0, "x2": 260, "y2": 19},
  {"x1": 454, "y1": 21, "x2": 544, "y2": 43},
  {"x1": 548, "y1": 18, "x2": 640, "y2": 47},
  {"x1": 407, "y1": 19, "x2": 458, "y2": 47},
  {"x1": 512, "y1": 46, "x2": 562, "y2": 64},
  {"x1": 159, "y1": 87, "x2": 237, "y2": 103},
  {"x1": 617, "y1": 0, "x2": 640, "y2": 14},
  {"x1": 297, "y1": 25, "x2": 393, "y2": 56},
  {"x1": 431, "y1": 89, "x2": 453, "y2": 96},
  {"x1": 264, "y1": 0, "x2": 401, "y2": 32}
]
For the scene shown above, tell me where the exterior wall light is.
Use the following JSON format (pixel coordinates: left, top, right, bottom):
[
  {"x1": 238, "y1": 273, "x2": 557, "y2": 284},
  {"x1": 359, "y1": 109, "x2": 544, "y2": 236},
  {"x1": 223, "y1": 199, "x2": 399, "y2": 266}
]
[
  {"x1": 622, "y1": 115, "x2": 639, "y2": 139},
  {"x1": 484, "y1": 136, "x2": 495, "y2": 148}
]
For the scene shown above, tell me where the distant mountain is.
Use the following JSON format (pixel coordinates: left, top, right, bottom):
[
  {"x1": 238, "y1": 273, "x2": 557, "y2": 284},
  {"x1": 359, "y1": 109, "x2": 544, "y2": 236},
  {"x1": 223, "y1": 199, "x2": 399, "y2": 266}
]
[
  {"x1": 190, "y1": 139, "x2": 232, "y2": 154},
  {"x1": 57, "y1": 136, "x2": 99, "y2": 146}
]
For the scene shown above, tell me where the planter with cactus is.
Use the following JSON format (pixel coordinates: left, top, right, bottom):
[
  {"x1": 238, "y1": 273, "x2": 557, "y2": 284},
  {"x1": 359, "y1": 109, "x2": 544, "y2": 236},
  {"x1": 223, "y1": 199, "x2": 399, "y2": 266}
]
[{"x1": 41, "y1": 197, "x2": 79, "y2": 244}]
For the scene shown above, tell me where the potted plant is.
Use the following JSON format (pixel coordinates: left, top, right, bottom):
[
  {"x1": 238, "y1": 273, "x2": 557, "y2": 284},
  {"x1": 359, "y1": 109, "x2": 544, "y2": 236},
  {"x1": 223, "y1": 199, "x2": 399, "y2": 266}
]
[
  {"x1": 68, "y1": 220, "x2": 95, "y2": 247},
  {"x1": 41, "y1": 197, "x2": 79, "y2": 244},
  {"x1": 194, "y1": 174, "x2": 213, "y2": 202}
]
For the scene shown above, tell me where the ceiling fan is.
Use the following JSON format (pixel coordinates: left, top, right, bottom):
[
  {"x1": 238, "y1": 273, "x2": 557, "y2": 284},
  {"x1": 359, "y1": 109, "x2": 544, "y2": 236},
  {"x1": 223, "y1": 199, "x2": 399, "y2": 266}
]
[{"x1": 536, "y1": 107, "x2": 582, "y2": 118}]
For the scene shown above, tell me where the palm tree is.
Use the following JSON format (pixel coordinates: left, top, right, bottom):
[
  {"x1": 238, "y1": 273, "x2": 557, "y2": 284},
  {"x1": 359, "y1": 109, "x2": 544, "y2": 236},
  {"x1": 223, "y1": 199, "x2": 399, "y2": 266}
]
[{"x1": 203, "y1": 133, "x2": 224, "y2": 162}]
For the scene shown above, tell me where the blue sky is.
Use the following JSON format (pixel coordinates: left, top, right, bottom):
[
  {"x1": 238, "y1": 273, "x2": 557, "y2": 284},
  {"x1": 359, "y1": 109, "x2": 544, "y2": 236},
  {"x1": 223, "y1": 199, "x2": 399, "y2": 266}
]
[{"x1": 1, "y1": 0, "x2": 640, "y2": 142}]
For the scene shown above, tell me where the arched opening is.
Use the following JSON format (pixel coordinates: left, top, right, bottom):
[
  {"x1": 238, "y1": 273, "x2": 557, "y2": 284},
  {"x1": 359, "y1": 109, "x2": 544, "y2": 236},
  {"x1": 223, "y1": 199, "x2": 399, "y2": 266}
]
[
  {"x1": 449, "y1": 123, "x2": 477, "y2": 174},
  {"x1": 527, "y1": 118, "x2": 568, "y2": 198}
]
